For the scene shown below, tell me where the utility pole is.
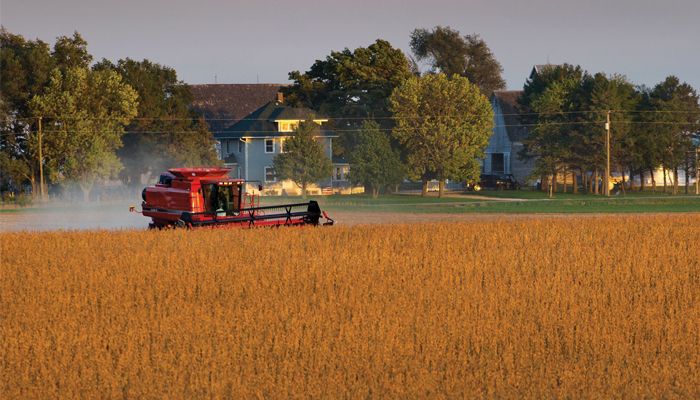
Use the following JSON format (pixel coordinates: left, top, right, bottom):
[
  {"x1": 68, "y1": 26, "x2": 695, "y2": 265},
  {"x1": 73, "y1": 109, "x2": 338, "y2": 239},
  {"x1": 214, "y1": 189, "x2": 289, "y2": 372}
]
[
  {"x1": 605, "y1": 111, "x2": 611, "y2": 196},
  {"x1": 696, "y1": 147, "x2": 699, "y2": 195},
  {"x1": 38, "y1": 116, "x2": 45, "y2": 201}
]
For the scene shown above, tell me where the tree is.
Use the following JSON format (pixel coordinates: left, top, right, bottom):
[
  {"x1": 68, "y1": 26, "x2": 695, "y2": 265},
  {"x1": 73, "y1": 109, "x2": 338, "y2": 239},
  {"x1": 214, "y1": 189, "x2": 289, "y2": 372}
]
[
  {"x1": 283, "y1": 39, "x2": 413, "y2": 154},
  {"x1": 348, "y1": 120, "x2": 404, "y2": 197},
  {"x1": 639, "y1": 76, "x2": 700, "y2": 194},
  {"x1": 30, "y1": 68, "x2": 138, "y2": 200},
  {"x1": 390, "y1": 73, "x2": 494, "y2": 197},
  {"x1": 0, "y1": 28, "x2": 54, "y2": 196},
  {"x1": 410, "y1": 26, "x2": 505, "y2": 95},
  {"x1": 52, "y1": 31, "x2": 92, "y2": 71},
  {"x1": 580, "y1": 73, "x2": 639, "y2": 192},
  {"x1": 93, "y1": 58, "x2": 220, "y2": 188},
  {"x1": 519, "y1": 64, "x2": 586, "y2": 193},
  {"x1": 272, "y1": 122, "x2": 332, "y2": 197}
]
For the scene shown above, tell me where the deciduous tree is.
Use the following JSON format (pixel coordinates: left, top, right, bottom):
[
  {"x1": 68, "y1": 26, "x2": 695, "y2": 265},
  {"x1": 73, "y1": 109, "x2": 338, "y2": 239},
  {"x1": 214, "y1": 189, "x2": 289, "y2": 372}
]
[
  {"x1": 390, "y1": 73, "x2": 493, "y2": 197},
  {"x1": 30, "y1": 68, "x2": 138, "y2": 200},
  {"x1": 94, "y1": 58, "x2": 220, "y2": 188},
  {"x1": 410, "y1": 26, "x2": 505, "y2": 95},
  {"x1": 283, "y1": 40, "x2": 412, "y2": 154}
]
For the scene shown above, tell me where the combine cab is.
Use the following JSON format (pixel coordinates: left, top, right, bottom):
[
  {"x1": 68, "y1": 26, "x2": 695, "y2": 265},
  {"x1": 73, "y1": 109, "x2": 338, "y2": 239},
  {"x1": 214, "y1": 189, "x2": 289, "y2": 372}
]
[{"x1": 133, "y1": 167, "x2": 333, "y2": 229}]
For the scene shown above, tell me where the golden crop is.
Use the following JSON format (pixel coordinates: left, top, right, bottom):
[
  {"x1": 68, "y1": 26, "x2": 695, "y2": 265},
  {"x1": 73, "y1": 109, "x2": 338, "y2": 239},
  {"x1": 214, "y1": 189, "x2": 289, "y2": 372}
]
[{"x1": 1, "y1": 215, "x2": 698, "y2": 399}]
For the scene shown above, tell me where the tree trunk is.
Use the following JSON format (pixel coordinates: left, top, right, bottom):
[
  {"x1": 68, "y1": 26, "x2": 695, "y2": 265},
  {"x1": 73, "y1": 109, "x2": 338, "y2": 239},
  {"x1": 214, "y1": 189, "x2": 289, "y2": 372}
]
[
  {"x1": 562, "y1": 169, "x2": 568, "y2": 193},
  {"x1": 639, "y1": 169, "x2": 645, "y2": 192},
  {"x1": 438, "y1": 180, "x2": 445, "y2": 198},
  {"x1": 372, "y1": 186, "x2": 379, "y2": 199},
  {"x1": 540, "y1": 174, "x2": 548, "y2": 192},
  {"x1": 572, "y1": 172, "x2": 578, "y2": 194},
  {"x1": 421, "y1": 179, "x2": 428, "y2": 197},
  {"x1": 662, "y1": 166, "x2": 667, "y2": 193},
  {"x1": 673, "y1": 167, "x2": 679, "y2": 195},
  {"x1": 593, "y1": 169, "x2": 599, "y2": 195},
  {"x1": 619, "y1": 166, "x2": 626, "y2": 195},
  {"x1": 649, "y1": 167, "x2": 656, "y2": 193},
  {"x1": 79, "y1": 182, "x2": 93, "y2": 202},
  {"x1": 301, "y1": 182, "x2": 307, "y2": 199},
  {"x1": 551, "y1": 171, "x2": 558, "y2": 194},
  {"x1": 685, "y1": 158, "x2": 690, "y2": 195},
  {"x1": 29, "y1": 176, "x2": 37, "y2": 199}
]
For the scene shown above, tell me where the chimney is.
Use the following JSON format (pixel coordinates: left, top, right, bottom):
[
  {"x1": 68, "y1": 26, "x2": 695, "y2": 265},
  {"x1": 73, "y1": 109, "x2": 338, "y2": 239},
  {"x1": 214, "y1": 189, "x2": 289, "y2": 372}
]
[{"x1": 277, "y1": 92, "x2": 284, "y2": 104}]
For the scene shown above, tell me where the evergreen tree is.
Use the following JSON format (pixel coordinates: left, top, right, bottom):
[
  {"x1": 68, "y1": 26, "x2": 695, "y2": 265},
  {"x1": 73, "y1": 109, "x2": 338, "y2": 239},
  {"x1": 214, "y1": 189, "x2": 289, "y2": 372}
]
[
  {"x1": 272, "y1": 122, "x2": 332, "y2": 197},
  {"x1": 348, "y1": 120, "x2": 404, "y2": 197}
]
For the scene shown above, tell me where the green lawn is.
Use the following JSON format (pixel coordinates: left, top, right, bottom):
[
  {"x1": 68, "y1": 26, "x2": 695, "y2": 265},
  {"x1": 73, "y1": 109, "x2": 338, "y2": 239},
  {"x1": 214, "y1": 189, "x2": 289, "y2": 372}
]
[
  {"x1": 262, "y1": 193, "x2": 700, "y2": 214},
  {"x1": 473, "y1": 189, "x2": 700, "y2": 200},
  {"x1": 3, "y1": 192, "x2": 698, "y2": 215}
]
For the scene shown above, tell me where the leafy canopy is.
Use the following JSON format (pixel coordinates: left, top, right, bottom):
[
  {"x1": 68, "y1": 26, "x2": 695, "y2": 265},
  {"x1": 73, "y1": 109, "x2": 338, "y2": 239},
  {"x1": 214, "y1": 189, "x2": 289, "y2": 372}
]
[
  {"x1": 348, "y1": 120, "x2": 404, "y2": 197},
  {"x1": 272, "y1": 122, "x2": 332, "y2": 196},
  {"x1": 283, "y1": 39, "x2": 412, "y2": 154},
  {"x1": 410, "y1": 26, "x2": 505, "y2": 96},
  {"x1": 94, "y1": 58, "x2": 220, "y2": 186},
  {"x1": 390, "y1": 73, "x2": 494, "y2": 197},
  {"x1": 29, "y1": 67, "x2": 138, "y2": 198}
]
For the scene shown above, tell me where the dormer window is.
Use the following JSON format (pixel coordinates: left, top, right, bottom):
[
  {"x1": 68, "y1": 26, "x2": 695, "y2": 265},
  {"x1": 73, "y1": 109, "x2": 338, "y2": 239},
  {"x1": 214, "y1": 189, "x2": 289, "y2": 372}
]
[{"x1": 278, "y1": 121, "x2": 299, "y2": 132}]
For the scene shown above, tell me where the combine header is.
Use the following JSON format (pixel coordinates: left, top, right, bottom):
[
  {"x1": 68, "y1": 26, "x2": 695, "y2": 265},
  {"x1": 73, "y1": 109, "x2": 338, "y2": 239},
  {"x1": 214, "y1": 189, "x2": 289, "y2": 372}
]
[{"x1": 132, "y1": 167, "x2": 333, "y2": 229}]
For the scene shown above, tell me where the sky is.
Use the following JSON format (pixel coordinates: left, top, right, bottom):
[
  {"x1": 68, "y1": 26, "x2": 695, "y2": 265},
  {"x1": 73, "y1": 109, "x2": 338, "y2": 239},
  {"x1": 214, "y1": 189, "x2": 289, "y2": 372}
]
[{"x1": 2, "y1": 0, "x2": 699, "y2": 90}]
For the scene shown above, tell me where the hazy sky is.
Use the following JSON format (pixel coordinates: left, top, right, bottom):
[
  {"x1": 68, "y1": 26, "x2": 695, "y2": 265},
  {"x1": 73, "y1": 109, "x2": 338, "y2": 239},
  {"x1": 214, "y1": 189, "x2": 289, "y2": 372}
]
[{"x1": 2, "y1": 0, "x2": 699, "y2": 90}]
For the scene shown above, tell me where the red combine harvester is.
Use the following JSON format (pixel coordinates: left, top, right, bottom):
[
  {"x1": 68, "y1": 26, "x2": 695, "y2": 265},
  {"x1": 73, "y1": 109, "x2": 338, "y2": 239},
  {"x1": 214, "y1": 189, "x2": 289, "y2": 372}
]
[{"x1": 132, "y1": 167, "x2": 334, "y2": 229}]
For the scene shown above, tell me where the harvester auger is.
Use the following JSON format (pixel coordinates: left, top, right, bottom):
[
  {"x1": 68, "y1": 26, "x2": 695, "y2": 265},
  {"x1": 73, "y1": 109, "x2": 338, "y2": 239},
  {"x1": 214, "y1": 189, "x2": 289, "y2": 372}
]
[{"x1": 130, "y1": 167, "x2": 334, "y2": 229}]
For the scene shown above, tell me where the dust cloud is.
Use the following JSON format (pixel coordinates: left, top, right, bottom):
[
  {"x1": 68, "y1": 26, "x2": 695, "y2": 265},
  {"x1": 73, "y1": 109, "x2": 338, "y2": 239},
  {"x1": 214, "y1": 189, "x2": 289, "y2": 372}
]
[{"x1": 0, "y1": 200, "x2": 148, "y2": 232}]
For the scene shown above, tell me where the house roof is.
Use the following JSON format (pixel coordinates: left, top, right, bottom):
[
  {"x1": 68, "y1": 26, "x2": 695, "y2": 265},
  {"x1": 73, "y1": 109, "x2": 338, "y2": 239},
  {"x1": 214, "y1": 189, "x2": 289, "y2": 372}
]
[
  {"x1": 332, "y1": 155, "x2": 349, "y2": 165},
  {"x1": 189, "y1": 84, "x2": 287, "y2": 132},
  {"x1": 492, "y1": 90, "x2": 528, "y2": 143},
  {"x1": 216, "y1": 101, "x2": 335, "y2": 139}
]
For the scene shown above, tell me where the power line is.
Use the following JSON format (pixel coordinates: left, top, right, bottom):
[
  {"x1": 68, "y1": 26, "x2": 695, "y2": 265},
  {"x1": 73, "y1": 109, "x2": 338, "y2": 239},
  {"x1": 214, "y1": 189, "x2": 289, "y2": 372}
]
[
  {"x1": 1, "y1": 120, "x2": 698, "y2": 138},
  {"x1": 7, "y1": 108, "x2": 700, "y2": 123}
]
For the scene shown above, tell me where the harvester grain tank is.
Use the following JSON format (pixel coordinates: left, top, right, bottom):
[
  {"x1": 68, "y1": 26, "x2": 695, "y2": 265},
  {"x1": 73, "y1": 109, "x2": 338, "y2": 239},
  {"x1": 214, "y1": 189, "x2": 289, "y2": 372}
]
[{"x1": 133, "y1": 167, "x2": 333, "y2": 228}]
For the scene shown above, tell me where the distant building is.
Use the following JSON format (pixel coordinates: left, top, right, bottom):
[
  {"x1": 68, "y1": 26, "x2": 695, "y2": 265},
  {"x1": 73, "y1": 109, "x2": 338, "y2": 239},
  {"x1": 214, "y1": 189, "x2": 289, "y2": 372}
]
[
  {"x1": 190, "y1": 84, "x2": 286, "y2": 132},
  {"x1": 214, "y1": 94, "x2": 358, "y2": 195},
  {"x1": 483, "y1": 90, "x2": 535, "y2": 184}
]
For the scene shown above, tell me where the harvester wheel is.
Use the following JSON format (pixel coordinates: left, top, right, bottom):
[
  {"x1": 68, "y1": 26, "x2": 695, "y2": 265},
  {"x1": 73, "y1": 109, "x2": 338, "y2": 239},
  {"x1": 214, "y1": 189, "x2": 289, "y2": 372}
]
[{"x1": 174, "y1": 219, "x2": 188, "y2": 229}]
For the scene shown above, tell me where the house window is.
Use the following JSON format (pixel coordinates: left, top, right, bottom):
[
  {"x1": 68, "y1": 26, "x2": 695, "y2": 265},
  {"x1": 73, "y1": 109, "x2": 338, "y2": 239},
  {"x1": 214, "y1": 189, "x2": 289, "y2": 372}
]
[
  {"x1": 335, "y1": 166, "x2": 347, "y2": 181},
  {"x1": 265, "y1": 139, "x2": 274, "y2": 153},
  {"x1": 264, "y1": 166, "x2": 276, "y2": 182},
  {"x1": 238, "y1": 140, "x2": 244, "y2": 153},
  {"x1": 491, "y1": 153, "x2": 505, "y2": 174},
  {"x1": 279, "y1": 121, "x2": 299, "y2": 132}
]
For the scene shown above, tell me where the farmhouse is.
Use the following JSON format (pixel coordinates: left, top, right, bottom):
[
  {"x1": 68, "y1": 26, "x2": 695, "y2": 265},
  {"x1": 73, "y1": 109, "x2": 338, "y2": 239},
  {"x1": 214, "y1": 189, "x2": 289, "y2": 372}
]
[{"x1": 214, "y1": 94, "x2": 355, "y2": 195}]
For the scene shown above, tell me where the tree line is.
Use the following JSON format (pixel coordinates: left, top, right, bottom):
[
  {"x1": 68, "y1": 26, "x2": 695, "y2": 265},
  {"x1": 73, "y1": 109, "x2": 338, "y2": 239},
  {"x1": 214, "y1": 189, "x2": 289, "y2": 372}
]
[
  {"x1": 3, "y1": 25, "x2": 696, "y2": 201},
  {"x1": 0, "y1": 29, "x2": 219, "y2": 201},
  {"x1": 520, "y1": 64, "x2": 700, "y2": 195}
]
